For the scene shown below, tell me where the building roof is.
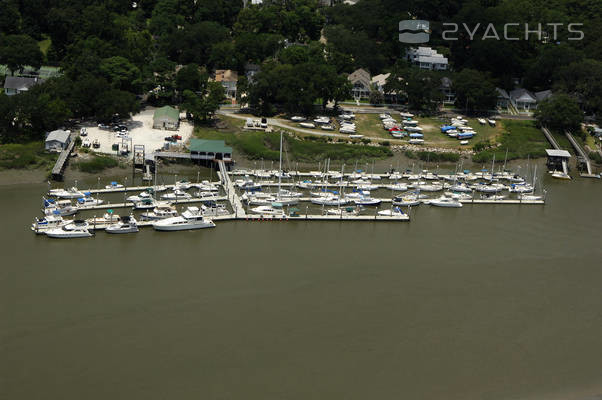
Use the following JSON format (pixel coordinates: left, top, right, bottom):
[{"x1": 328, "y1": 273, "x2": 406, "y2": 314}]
[
  {"x1": 534, "y1": 90, "x2": 553, "y2": 102},
  {"x1": 545, "y1": 149, "x2": 571, "y2": 158},
  {"x1": 496, "y1": 87, "x2": 510, "y2": 99},
  {"x1": 189, "y1": 139, "x2": 232, "y2": 154},
  {"x1": 153, "y1": 106, "x2": 179, "y2": 121},
  {"x1": 371, "y1": 73, "x2": 390, "y2": 87},
  {"x1": 214, "y1": 69, "x2": 238, "y2": 82},
  {"x1": 46, "y1": 129, "x2": 71, "y2": 143},
  {"x1": 509, "y1": 88, "x2": 537, "y2": 103},
  {"x1": 348, "y1": 68, "x2": 371, "y2": 85},
  {"x1": 417, "y1": 55, "x2": 448, "y2": 64},
  {"x1": 3, "y1": 76, "x2": 40, "y2": 91}
]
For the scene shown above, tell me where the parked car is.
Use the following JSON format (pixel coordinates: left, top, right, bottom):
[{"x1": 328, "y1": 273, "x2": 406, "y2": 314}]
[
  {"x1": 164, "y1": 136, "x2": 176, "y2": 142},
  {"x1": 171, "y1": 134, "x2": 182, "y2": 140},
  {"x1": 80, "y1": 128, "x2": 88, "y2": 136},
  {"x1": 92, "y1": 139, "x2": 100, "y2": 148}
]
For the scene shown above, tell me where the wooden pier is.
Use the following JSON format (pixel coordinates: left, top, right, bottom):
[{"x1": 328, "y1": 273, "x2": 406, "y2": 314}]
[
  {"x1": 51, "y1": 136, "x2": 76, "y2": 181},
  {"x1": 565, "y1": 131, "x2": 600, "y2": 178}
]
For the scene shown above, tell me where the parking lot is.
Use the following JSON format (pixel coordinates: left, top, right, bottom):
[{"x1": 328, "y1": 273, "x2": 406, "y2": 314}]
[{"x1": 80, "y1": 107, "x2": 194, "y2": 159}]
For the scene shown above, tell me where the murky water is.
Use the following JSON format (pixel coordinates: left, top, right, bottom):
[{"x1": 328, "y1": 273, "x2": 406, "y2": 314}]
[{"x1": 1, "y1": 167, "x2": 601, "y2": 399}]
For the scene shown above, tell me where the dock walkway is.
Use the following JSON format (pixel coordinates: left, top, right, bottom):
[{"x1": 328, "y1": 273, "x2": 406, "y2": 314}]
[
  {"x1": 218, "y1": 160, "x2": 246, "y2": 218},
  {"x1": 51, "y1": 136, "x2": 76, "y2": 180},
  {"x1": 565, "y1": 131, "x2": 599, "y2": 178}
]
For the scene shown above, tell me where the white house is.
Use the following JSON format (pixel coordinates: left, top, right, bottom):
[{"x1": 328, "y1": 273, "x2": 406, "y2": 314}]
[
  {"x1": 371, "y1": 73, "x2": 390, "y2": 93},
  {"x1": 509, "y1": 88, "x2": 538, "y2": 112},
  {"x1": 406, "y1": 47, "x2": 448, "y2": 71},
  {"x1": 45, "y1": 130, "x2": 71, "y2": 152}
]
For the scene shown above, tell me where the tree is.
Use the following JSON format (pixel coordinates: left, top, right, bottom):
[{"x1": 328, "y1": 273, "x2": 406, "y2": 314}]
[
  {"x1": 0, "y1": 34, "x2": 43, "y2": 74},
  {"x1": 175, "y1": 64, "x2": 206, "y2": 93},
  {"x1": 453, "y1": 69, "x2": 497, "y2": 112},
  {"x1": 181, "y1": 81, "x2": 225, "y2": 122},
  {"x1": 555, "y1": 59, "x2": 602, "y2": 118},
  {"x1": 535, "y1": 94, "x2": 583, "y2": 133},
  {"x1": 0, "y1": 0, "x2": 21, "y2": 34},
  {"x1": 369, "y1": 89, "x2": 384, "y2": 105},
  {"x1": 99, "y1": 56, "x2": 141, "y2": 92}
]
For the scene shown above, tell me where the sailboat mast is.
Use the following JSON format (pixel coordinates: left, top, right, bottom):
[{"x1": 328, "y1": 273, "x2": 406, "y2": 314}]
[{"x1": 278, "y1": 130, "x2": 283, "y2": 196}]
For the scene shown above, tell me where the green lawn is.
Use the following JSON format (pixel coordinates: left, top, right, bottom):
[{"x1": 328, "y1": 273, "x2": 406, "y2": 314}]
[
  {"x1": 472, "y1": 120, "x2": 549, "y2": 163},
  {"x1": 38, "y1": 36, "x2": 51, "y2": 56},
  {"x1": 74, "y1": 154, "x2": 119, "y2": 173},
  {"x1": 193, "y1": 117, "x2": 392, "y2": 162},
  {"x1": 0, "y1": 141, "x2": 57, "y2": 170}
]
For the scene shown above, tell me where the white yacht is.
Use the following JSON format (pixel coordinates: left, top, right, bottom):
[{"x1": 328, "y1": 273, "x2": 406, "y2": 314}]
[
  {"x1": 250, "y1": 205, "x2": 286, "y2": 216},
  {"x1": 76, "y1": 195, "x2": 104, "y2": 207},
  {"x1": 509, "y1": 183, "x2": 534, "y2": 193},
  {"x1": 126, "y1": 191, "x2": 152, "y2": 202},
  {"x1": 411, "y1": 182, "x2": 443, "y2": 192},
  {"x1": 133, "y1": 197, "x2": 160, "y2": 209},
  {"x1": 327, "y1": 207, "x2": 360, "y2": 216},
  {"x1": 105, "y1": 215, "x2": 139, "y2": 234},
  {"x1": 140, "y1": 204, "x2": 178, "y2": 221},
  {"x1": 392, "y1": 196, "x2": 421, "y2": 207},
  {"x1": 311, "y1": 196, "x2": 349, "y2": 206},
  {"x1": 235, "y1": 177, "x2": 261, "y2": 191},
  {"x1": 388, "y1": 183, "x2": 408, "y2": 191},
  {"x1": 242, "y1": 194, "x2": 277, "y2": 205},
  {"x1": 377, "y1": 207, "x2": 408, "y2": 218},
  {"x1": 43, "y1": 198, "x2": 77, "y2": 216},
  {"x1": 201, "y1": 203, "x2": 230, "y2": 216},
  {"x1": 518, "y1": 194, "x2": 544, "y2": 201},
  {"x1": 51, "y1": 187, "x2": 85, "y2": 199},
  {"x1": 153, "y1": 207, "x2": 215, "y2": 231},
  {"x1": 105, "y1": 182, "x2": 124, "y2": 189},
  {"x1": 31, "y1": 214, "x2": 66, "y2": 234},
  {"x1": 86, "y1": 213, "x2": 121, "y2": 229},
  {"x1": 174, "y1": 180, "x2": 192, "y2": 190},
  {"x1": 161, "y1": 190, "x2": 192, "y2": 200},
  {"x1": 193, "y1": 181, "x2": 219, "y2": 191},
  {"x1": 46, "y1": 221, "x2": 93, "y2": 238},
  {"x1": 429, "y1": 196, "x2": 463, "y2": 208}
]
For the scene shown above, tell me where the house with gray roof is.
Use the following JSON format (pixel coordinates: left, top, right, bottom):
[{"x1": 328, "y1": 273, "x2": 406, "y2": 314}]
[
  {"x1": 496, "y1": 88, "x2": 510, "y2": 108},
  {"x1": 45, "y1": 130, "x2": 71, "y2": 152},
  {"x1": 406, "y1": 47, "x2": 448, "y2": 71},
  {"x1": 509, "y1": 88, "x2": 537, "y2": 112},
  {"x1": 3, "y1": 76, "x2": 42, "y2": 96},
  {"x1": 348, "y1": 68, "x2": 371, "y2": 99}
]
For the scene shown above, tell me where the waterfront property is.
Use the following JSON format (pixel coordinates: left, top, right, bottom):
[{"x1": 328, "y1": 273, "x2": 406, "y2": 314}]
[
  {"x1": 189, "y1": 139, "x2": 233, "y2": 162},
  {"x1": 45, "y1": 129, "x2": 71, "y2": 152}
]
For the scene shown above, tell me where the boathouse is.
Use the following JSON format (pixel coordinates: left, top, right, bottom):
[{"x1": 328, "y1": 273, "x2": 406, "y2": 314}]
[
  {"x1": 45, "y1": 129, "x2": 71, "y2": 152},
  {"x1": 545, "y1": 149, "x2": 571, "y2": 171},
  {"x1": 189, "y1": 139, "x2": 233, "y2": 162},
  {"x1": 153, "y1": 106, "x2": 180, "y2": 130}
]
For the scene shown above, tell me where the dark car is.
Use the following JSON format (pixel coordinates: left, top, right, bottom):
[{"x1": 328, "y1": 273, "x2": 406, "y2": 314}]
[{"x1": 164, "y1": 136, "x2": 176, "y2": 142}]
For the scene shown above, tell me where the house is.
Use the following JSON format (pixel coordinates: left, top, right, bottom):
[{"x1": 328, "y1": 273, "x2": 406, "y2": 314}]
[
  {"x1": 371, "y1": 73, "x2": 390, "y2": 93},
  {"x1": 440, "y1": 77, "x2": 455, "y2": 103},
  {"x1": 406, "y1": 47, "x2": 448, "y2": 71},
  {"x1": 214, "y1": 69, "x2": 238, "y2": 99},
  {"x1": 45, "y1": 130, "x2": 71, "y2": 152},
  {"x1": 189, "y1": 139, "x2": 233, "y2": 161},
  {"x1": 3, "y1": 76, "x2": 41, "y2": 95},
  {"x1": 496, "y1": 88, "x2": 510, "y2": 108},
  {"x1": 153, "y1": 106, "x2": 180, "y2": 130},
  {"x1": 244, "y1": 63, "x2": 260, "y2": 83},
  {"x1": 348, "y1": 68, "x2": 371, "y2": 98},
  {"x1": 534, "y1": 90, "x2": 553, "y2": 103},
  {"x1": 509, "y1": 88, "x2": 537, "y2": 112}
]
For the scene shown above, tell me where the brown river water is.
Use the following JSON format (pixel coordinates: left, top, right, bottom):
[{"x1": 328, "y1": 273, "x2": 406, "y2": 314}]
[{"x1": 1, "y1": 164, "x2": 601, "y2": 400}]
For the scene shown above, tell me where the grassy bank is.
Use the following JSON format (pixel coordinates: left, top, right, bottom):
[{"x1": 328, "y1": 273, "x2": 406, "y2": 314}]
[
  {"x1": 472, "y1": 120, "x2": 548, "y2": 163},
  {"x1": 0, "y1": 142, "x2": 57, "y2": 170},
  {"x1": 405, "y1": 150, "x2": 460, "y2": 163},
  {"x1": 74, "y1": 154, "x2": 119, "y2": 173},
  {"x1": 194, "y1": 118, "x2": 392, "y2": 162}
]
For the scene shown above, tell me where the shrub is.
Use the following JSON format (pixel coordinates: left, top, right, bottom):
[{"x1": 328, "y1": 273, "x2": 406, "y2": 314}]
[{"x1": 75, "y1": 155, "x2": 119, "y2": 173}]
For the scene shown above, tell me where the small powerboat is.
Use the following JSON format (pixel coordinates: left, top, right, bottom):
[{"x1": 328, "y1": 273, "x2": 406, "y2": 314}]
[{"x1": 105, "y1": 215, "x2": 139, "y2": 234}]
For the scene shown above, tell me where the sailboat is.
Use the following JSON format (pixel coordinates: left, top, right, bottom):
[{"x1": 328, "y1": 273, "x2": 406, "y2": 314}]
[{"x1": 274, "y1": 131, "x2": 298, "y2": 206}]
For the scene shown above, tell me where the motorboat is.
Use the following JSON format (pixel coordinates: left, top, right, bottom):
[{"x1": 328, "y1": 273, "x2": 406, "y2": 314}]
[
  {"x1": 153, "y1": 207, "x2": 216, "y2": 231},
  {"x1": 353, "y1": 197, "x2": 382, "y2": 206},
  {"x1": 326, "y1": 206, "x2": 360, "y2": 216},
  {"x1": 377, "y1": 207, "x2": 408, "y2": 218},
  {"x1": 161, "y1": 190, "x2": 192, "y2": 200},
  {"x1": 195, "y1": 191, "x2": 217, "y2": 199},
  {"x1": 133, "y1": 197, "x2": 160, "y2": 209},
  {"x1": 313, "y1": 116, "x2": 330, "y2": 124},
  {"x1": 408, "y1": 139, "x2": 424, "y2": 144},
  {"x1": 392, "y1": 196, "x2": 421, "y2": 207},
  {"x1": 346, "y1": 189, "x2": 370, "y2": 199},
  {"x1": 518, "y1": 194, "x2": 544, "y2": 201},
  {"x1": 126, "y1": 191, "x2": 152, "y2": 202},
  {"x1": 411, "y1": 182, "x2": 443, "y2": 192},
  {"x1": 379, "y1": 113, "x2": 392, "y2": 120},
  {"x1": 478, "y1": 118, "x2": 487, "y2": 125},
  {"x1": 551, "y1": 171, "x2": 572, "y2": 180},
  {"x1": 105, "y1": 182, "x2": 124, "y2": 189},
  {"x1": 31, "y1": 213, "x2": 66, "y2": 234},
  {"x1": 235, "y1": 177, "x2": 262, "y2": 190},
  {"x1": 445, "y1": 191, "x2": 473, "y2": 201},
  {"x1": 388, "y1": 172, "x2": 403, "y2": 180},
  {"x1": 273, "y1": 171, "x2": 292, "y2": 179},
  {"x1": 480, "y1": 193, "x2": 506, "y2": 200},
  {"x1": 105, "y1": 215, "x2": 139, "y2": 234},
  {"x1": 355, "y1": 183, "x2": 379, "y2": 191},
  {"x1": 45, "y1": 223, "x2": 93, "y2": 238},
  {"x1": 429, "y1": 196, "x2": 463, "y2": 208},
  {"x1": 472, "y1": 183, "x2": 507, "y2": 193},
  {"x1": 296, "y1": 180, "x2": 314, "y2": 189},
  {"x1": 201, "y1": 203, "x2": 230, "y2": 216},
  {"x1": 76, "y1": 195, "x2": 104, "y2": 207},
  {"x1": 402, "y1": 119, "x2": 419, "y2": 126},
  {"x1": 311, "y1": 196, "x2": 349, "y2": 206},
  {"x1": 320, "y1": 124, "x2": 335, "y2": 131},
  {"x1": 242, "y1": 194, "x2": 277, "y2": 205},
  {"x1": 387, "y1": 183, "x2": 408, "y2": 191},
  {"x1": 300, "y1": 122, "x2": 316, "y2": 129},
  {"x1": 250, "y1": 205, "x2": 286, "y2": 216},
  {"x1": 50, "y1": 187, "x2": 85, "y2": 199},
  {"x1": 291, "y1": 116, "x2": 306, "y2": 122},
  {"x1": 349, "y1": 134, "x2": 364, "y2": 139},
  {"x1": 405, "y1": 126, "x2": 423, "y2": 133},
  {"x1": 43, "y1": 198, "x2": 77, "y2": 216},
  {"x1": 174, "y1": 180, "x2": 192, "y2": 190},
  {"x1": 193, "y1": 181, "x2": 219, "y2": 191},
  {"x1": 487, "y1": 119, "x2": 496, "y2": 126},
  {"x1": 140, "y1": 204, "x2": 178, "y2": 221},
  {"x1": 449, "y1": 183, "x2": 473, "y2": 193},
  {"x1": 399, "y1": 112, "x2": 414, "y2": 118},
  {"x1": 509, "y1": 183, "x2": 534, "y2": 193},
  {"x1": 86, "y1": 213, "x2": 121, "y2": 228}
]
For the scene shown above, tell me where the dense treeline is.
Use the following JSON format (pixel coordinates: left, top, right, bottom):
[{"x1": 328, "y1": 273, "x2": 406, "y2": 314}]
[{"x1": 1, "y1": 0, "x2": 602, "y2": 143}]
